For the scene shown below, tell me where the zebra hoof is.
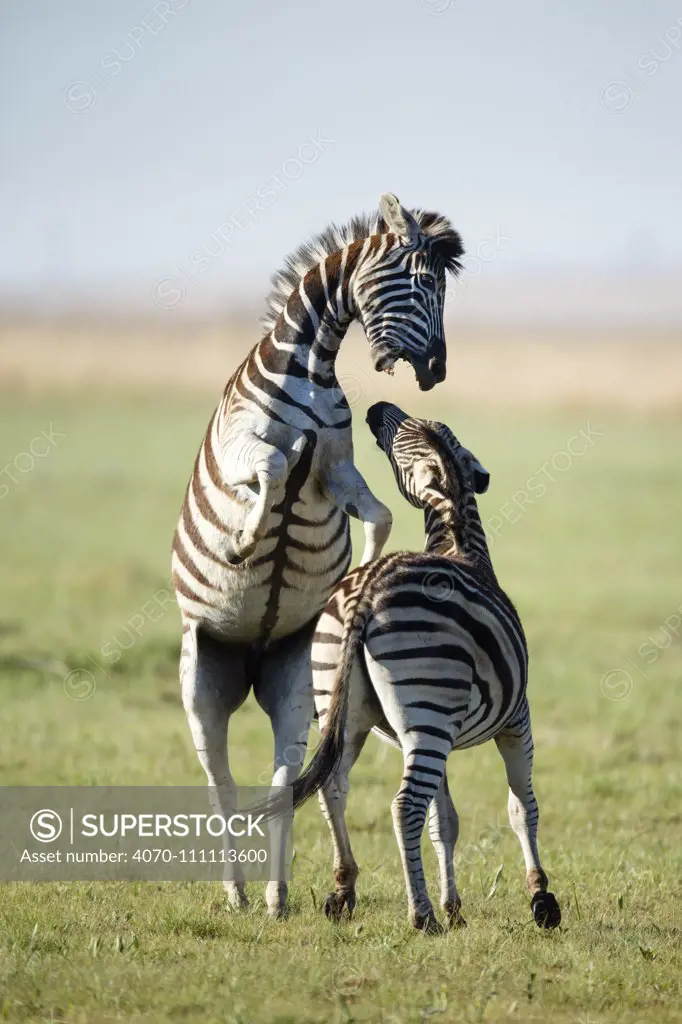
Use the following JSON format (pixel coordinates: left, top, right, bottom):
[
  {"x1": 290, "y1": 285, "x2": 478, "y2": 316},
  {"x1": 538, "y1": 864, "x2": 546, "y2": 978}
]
[
  {"x1": 531, "y1": 891, "x2": 561, "y2": 929},
  {"x1": 224, "y1": 889, "x2": 249, "y2": 912},
  {"x1": 266, "y1": 881, "x2": 288, "y2": 919},
  {"x1": 325, "y1": 890, "x2": 355, "y2": 922},
  {"x1": 446, "y1": 910, "x2": 467, "y2": 930},
  {"x1": 442, "y1": 899, "x2": 466, "y2": 929},
  {"x1": 412, "y1": 910, "x2": 443, "y2": 935}
]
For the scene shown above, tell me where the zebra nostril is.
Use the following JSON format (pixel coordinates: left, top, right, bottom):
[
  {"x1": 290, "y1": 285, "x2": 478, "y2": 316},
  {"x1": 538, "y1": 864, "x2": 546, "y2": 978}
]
[{"x1": 428, "y1": 356, "x2": 445, "y2": 381}]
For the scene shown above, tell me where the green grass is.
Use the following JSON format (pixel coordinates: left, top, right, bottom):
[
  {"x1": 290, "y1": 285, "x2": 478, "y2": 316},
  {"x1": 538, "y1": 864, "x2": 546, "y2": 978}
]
[{"x1": 0, "y1": 394, "x2": 681, "y2": 1023}]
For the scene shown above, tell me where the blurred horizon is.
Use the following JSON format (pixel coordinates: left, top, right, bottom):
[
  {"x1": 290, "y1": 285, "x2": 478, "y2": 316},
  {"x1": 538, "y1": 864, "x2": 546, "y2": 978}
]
[{"x1": 2, "y1": 0, "x2": 682, "y2": 326}]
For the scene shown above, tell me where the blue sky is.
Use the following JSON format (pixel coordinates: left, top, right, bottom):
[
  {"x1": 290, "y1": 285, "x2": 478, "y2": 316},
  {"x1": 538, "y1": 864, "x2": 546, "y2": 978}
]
[{"x1": 1, "y1": 0, "x2": 681, "y2": 310}]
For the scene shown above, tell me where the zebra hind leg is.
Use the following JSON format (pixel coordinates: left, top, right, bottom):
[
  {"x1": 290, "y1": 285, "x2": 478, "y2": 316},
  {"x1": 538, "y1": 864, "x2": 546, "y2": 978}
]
[
  {"x1": 180, "y1": 625, "x2": 252, "y2": 910},
  {"x1": 392, "y1": 736, "x2": 452, "y2": 933},
  {"x1": 312, "y1": 653, "x2": 379, "y2": 922},
  {"x1": 317, "y1": 728, "x2": 371, "y2": 922},
  {"x1": 256, "y1": 624, "x2": 315, "y2": 919},
  {"x1": 428, "y1": 774, "x2": 466, "y2": 928},
  {"x1": 494, "y1": 700, "x2": 561, "y2": 929}
]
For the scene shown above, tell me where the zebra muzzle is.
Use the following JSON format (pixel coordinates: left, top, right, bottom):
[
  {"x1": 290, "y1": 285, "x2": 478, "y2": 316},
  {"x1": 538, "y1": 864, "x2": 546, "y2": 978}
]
[
  {"x1": 373, "y1": 351, "x2": 397, "y2": 375},
  {"x1": 412, "y1": 360, "x2": 438, "y2": 392}
]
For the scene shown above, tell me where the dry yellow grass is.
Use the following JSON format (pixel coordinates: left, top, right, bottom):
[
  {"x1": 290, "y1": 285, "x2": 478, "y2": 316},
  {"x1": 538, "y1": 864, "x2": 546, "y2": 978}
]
[{"x1": 1, "y1": 317, "x2": 681, "y2": 412}]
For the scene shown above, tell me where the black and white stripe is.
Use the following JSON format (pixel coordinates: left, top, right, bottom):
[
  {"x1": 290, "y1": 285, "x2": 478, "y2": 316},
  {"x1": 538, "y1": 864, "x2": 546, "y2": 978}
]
[
  {"x1": 172, "y1": 196, "x2": 463, "y2": 648},
  {"x1": 286, "y1": 402, "x2": 561, "y2": 932},
  {"x1": 171, "y1": 196, "x2": 463, "y2": 918}
]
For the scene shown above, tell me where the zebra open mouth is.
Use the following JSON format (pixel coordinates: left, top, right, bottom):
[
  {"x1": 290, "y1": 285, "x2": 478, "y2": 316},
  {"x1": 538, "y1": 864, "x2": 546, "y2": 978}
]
[
  {"x1": 375, "y1": 351, "x2": 437, "y2": 391},
  {"x1": 375, "y1": 352, "x2": 397, "y2": 376}
]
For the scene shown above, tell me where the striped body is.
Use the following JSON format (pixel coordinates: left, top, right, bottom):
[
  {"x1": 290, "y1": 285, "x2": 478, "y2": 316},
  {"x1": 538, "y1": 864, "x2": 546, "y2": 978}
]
[
  {"x1": 172, "y1": 199, "x2": 465, "y2": 919},
  {"x1": 172, "y1": 196, "x2": 463, "y2": 651},
  {"x1": 287, "y1": 402, "x2": 560, "y2": 931},
  {"x1": 172, "y1": 375, "x2": 353, "y2": 645},
  {"x1": 312, "y1": 551, "x2": 527, "y2": 752}
]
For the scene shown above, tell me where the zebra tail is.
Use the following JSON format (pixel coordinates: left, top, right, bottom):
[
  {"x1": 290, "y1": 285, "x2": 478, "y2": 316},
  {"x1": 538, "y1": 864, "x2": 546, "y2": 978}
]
[
  {"x1": 245, "y1": 581, "x2": 372, "y2": 825},
  {"x1": 289, "y1": 584, "x2": 371, "y2": 811}
]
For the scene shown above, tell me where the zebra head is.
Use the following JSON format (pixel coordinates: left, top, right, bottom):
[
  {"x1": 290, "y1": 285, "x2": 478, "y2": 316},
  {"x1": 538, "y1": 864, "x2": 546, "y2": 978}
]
[
  {"x1": 366, "y1": 401, "x2": 490, "y2": 506},
  {"x1": 353, "y1": 194, "x2": 463, "y2": 393}
]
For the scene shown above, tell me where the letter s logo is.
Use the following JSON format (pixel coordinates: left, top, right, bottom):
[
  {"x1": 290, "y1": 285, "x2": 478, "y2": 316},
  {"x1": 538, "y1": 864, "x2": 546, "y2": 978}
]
[{"x1": 29, "y1": 809, "x2": 63, "y2": 842}]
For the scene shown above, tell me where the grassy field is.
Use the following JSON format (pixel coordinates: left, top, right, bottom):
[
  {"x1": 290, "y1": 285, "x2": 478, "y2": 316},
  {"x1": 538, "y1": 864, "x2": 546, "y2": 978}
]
[{"x1": 1, "y1": 389, "x2": 681, "y2": 1023}]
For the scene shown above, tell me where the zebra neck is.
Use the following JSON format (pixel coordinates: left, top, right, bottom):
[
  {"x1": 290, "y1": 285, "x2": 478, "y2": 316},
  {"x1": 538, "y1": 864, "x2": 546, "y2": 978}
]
[
  {"x1": 267, "y1": 247, "x2": 359, "y2": 385},
  {"x1": 424, "y1": 496, "x2": 496, "y2": 577},
  {"x1": 262, "y1": 244, "x2": 364, "y2": 387}
]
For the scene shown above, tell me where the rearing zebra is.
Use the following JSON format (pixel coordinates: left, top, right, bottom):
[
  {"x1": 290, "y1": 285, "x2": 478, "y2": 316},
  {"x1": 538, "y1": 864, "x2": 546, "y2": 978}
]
[
  {"x1": 284, "y1": 402, "x2": 561, "y2": 932},
  {"x1": 171, "y1": 195, "x2": 463, "y2": 916}
]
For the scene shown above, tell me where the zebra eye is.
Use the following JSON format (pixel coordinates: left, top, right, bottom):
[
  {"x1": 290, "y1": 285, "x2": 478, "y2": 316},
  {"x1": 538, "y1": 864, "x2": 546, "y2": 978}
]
[{"x1": 418, "y1": 274, "x2": 436, "y2": 292}]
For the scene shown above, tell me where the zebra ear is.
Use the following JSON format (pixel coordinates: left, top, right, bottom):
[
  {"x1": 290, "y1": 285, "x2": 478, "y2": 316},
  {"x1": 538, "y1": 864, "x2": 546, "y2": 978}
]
[
  {"x1": 472, "y1": 462, "x2": 490, "y2": 494},
  {"x1": 379, "y1": 193, "x2": 422, "y2": 241}
]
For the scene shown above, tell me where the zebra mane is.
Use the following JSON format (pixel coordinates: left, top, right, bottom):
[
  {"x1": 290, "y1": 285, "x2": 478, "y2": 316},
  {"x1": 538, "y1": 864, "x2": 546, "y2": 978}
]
[{"x1": 261, "y1": 207, "x2": 463, "y2": 332}]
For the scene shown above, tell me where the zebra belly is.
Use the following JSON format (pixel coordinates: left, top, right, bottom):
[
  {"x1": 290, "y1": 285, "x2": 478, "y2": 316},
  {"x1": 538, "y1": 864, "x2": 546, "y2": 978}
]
[
  {"x1": 173, "y1": 533, "x2": 351, "y2": 645},
  {"x1": 185, "y1": 587, "x2": 331, "y2": 644}
]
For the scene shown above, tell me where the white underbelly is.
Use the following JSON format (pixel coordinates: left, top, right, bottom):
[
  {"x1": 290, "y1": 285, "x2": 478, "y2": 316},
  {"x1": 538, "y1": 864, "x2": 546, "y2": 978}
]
[
  {"x1": 174, "y1": 522, "x2": 351, "y2": 645},
  {"x1": 184, "y1": 576, "x2": 338, "y2": 644}
]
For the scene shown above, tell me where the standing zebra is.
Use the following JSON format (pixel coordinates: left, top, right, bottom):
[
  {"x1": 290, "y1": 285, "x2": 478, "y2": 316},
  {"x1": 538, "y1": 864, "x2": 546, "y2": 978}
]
[
  {"x1": 171, "y1": 196, "x2": 463, "y2": 917},
  {"x1": 287, "y1": 402, "x2": 561, "y2": 932}
]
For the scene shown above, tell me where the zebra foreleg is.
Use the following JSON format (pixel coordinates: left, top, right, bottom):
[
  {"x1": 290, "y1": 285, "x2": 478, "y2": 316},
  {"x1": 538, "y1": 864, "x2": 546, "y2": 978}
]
[
  {"x1": 494, "y1": 701, "x2": 561, "y2": 929},
  {"x1": 256, "y1": 624, "x2": 315, "y2": 919},
  {"x1": 224, "y1": 434, "x2": 307, "y2": 557},
  {"x1": 428, "y1": 774, "x2": 466, "y2": 928},
  {"x1": 321, "y1": 460, "x2": 392, "y2": 565},
  {"x1": 180, "y1": 626, "x2": 251, "y2": 909}
]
